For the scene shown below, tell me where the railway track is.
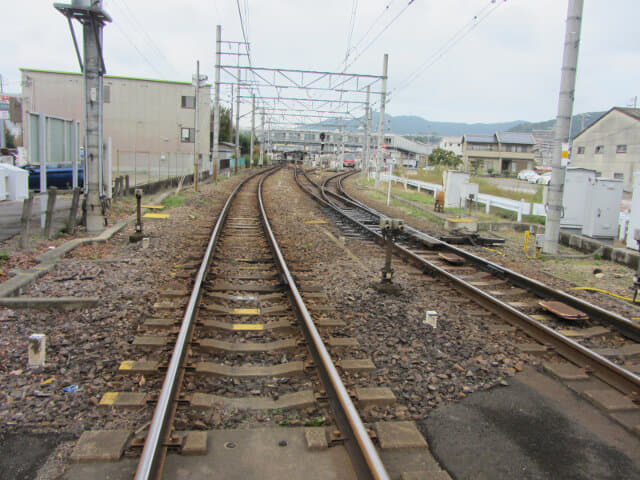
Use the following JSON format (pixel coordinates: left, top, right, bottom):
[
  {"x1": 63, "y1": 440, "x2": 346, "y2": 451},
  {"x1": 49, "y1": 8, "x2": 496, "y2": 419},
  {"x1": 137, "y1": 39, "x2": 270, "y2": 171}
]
[
  {"x1": 81, "y1": 168, "x2": 391, "y2": 480},
  {"x1": 295, "y1": 166, "x2": 640, "y2": 434}
]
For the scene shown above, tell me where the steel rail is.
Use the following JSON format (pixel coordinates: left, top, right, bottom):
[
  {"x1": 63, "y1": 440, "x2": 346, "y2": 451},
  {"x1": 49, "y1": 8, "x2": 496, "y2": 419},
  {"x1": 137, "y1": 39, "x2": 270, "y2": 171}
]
[
  {"x1": 135, "y1": 169, "x2": 274, "y2": 480},
  {"x1": 297, "y1": 168, "x2": 640, "y2": 397},
  {"x1": 260, "y1": 168, "x2": 390, "y2": 480}
]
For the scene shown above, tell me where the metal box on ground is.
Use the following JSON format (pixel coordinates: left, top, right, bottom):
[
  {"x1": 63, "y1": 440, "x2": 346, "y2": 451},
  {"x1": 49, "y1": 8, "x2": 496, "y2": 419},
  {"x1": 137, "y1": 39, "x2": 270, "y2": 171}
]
[
  {"x1": 581, "y1": 177, "x2": 623, "y2": 240},
  {"x1": 626, "y1": 172, "x2": 640, "y2": 250},
  {"x1": 560, "y1": 167, "x2": 597, "y2": 231},
  {"x1": 443, "y1": 171, "x2": 469, "y2": 208}
]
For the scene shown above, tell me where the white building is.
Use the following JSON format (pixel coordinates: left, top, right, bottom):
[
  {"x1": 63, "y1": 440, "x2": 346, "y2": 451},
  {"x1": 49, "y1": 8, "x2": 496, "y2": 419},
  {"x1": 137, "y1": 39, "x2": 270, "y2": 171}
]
[
  {"x1": 571, "y1": 107, "x2": 640, "y2": 190},
  {"x1": 439, "y1": 136, "x2": 462, "y2": 156},
  {"x1": 21, "y1": 69, "x2": 211, "y2": 166}
]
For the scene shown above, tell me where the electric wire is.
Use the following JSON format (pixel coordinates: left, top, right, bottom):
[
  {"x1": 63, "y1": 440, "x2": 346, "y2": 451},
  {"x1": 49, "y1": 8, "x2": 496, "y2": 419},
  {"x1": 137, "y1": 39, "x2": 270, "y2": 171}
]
[{"x1": 390, "y1": 0, "x2": 507, "y2": 100}]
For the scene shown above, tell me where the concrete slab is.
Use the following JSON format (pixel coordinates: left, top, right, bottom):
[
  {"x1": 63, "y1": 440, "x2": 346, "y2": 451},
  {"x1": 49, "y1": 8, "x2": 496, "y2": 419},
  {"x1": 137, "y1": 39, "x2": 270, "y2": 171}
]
[
  {"x1": 190, "y1": 390, "x2": 315, "y2": 410},
  {"x1": 327, "y1": 336, "x2": 359, "y2": 347},
  {"x1": 198, "y1": 338, "x2": 297, "y2": 353},
  {"x1": 593, "y1": 344, "x2": 640, "y2": 359},
  {"x1": 132, "y1": 335, "x2": 169, "y2": 347},
  {"x1": 181, "y1": 431, "x2": 208, "y2": 456},
  {"x1": 356, "y1": 387, "x2": 397, "y2": 406},
  {"x1": 100, "y1": 392, "x2": 148, "y2": 408},
  {"x1": 340, "y1": 359, "x2": 376, "y2": 373},
  {"x1": 70, "y1": 430, "x2": 131, "y2": 462},
  {"x1": 514, "y1": 342, "x2": 548, "y2": 354},
  {"x1": 543, "y1": 362, "x2": 590, "y2": 381},
  {"x1": 304, "y1": 427, "x2": 328, "y2": 450},
  {"x1": 144, "y1": 318, "x2": 178, "y2": 328},
  {"x1": 423, "y1": 368, "x2": 640, "y2": 479},
  {"x1": 376, "y1": 421, "x2": 428, "y2": 450},
  {"x1": 583, "y1": 389, "x2": 639, "y2": 412},
  {"x1": 0, "y1": 296, "x2": 99, "y2": 309},
  {"x1": 195, "y1": 361, "x2": 304, "y2": 377}
]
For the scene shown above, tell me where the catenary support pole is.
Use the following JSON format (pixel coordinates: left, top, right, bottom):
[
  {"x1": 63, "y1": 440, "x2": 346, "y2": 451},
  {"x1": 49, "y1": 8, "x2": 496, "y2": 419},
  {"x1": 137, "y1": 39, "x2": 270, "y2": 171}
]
[
  {"x1": 543, "y1": 0, "x2": 584, "y2": 254},
  {"x1": 362, "y1": 85, "x2": 370, "y2": 179},
  {"x1": 375, "y1": 54, "x2": 388, "y2": 189},
  {"x1": 250, "y1": 94, "x2": 255, "y2": 168},
  {"x1": 234, "y1": 45, "x2": 241, "y2": 173},
  {"x1": 213, "y1": 25, "x2": 221, "y2": 182},
  {"x1": 259, "y1": 109, "x2": 265, "y2": 166},
  {"x1": 194, "y1": 60, "x2": 200, "y2": 192}
]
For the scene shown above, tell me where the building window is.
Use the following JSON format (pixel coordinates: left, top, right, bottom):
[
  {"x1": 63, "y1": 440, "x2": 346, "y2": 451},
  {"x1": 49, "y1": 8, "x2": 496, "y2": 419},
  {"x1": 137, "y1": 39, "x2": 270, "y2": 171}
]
[
  {"x1": 595, "y1": 145, "x2": 604, "y2": 154},
  {"x1": 614, "y1": 172, "x2": 624, "y2": 179},
  {"x1": 103, "y1": 85, "x2": 111, "y2": 103},
  {"x1": 180, "y1": 127, "x2": 195, "y2": 143},
  {"x1": 617, "y1": 144, "x2": 627, "y2": 153},
  {"x1": 576, "y1": 146, "x2": 585, "y2": 154},
  {"x1": 181, "y1": 96, "x2": 196, "y2": 109}
]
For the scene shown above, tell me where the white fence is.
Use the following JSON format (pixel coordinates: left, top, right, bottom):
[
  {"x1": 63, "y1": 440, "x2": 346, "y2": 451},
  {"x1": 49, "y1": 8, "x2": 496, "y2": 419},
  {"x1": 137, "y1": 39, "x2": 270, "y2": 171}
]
[{"x1": 380, "y1": 173, "x2": 543, "y2": 222}]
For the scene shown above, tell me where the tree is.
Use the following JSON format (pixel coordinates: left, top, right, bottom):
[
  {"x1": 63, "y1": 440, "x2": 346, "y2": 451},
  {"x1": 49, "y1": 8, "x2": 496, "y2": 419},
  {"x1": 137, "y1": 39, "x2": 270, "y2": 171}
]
[
  {"x1": 428, "y1": 147, "x2": 461, "y2": 168},
  {"x1": 211, "y1": 106, "x2": 233, "y2": 145}
]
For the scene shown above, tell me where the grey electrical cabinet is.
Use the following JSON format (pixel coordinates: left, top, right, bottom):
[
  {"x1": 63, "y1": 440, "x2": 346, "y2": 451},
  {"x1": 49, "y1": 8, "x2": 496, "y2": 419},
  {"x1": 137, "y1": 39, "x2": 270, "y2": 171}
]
[
  {"x1": 581, "y1": 177, "x2": 623, "y2": 239},
  {"x1": 560, "y1": 167, "x2": 597, "y2": 231}
]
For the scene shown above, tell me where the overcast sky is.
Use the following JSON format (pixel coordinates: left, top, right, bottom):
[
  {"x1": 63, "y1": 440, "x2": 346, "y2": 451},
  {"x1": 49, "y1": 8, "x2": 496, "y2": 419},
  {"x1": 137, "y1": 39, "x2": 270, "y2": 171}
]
[{"x1": 2, "y1": 0, "x2": 639, "y2": 124}]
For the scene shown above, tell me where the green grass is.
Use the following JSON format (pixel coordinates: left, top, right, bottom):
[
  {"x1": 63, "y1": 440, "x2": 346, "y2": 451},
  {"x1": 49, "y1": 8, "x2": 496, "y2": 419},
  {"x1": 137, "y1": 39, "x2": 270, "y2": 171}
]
[
  {"x1": 161, "y1": 194, "x2": 185, "y2": 208},
  {"x1": 0, "y1": 251, "x2": 9, "y2": 265},
  {"x1": 471, "y1": 176, "x2": 543, "y2": 203}
]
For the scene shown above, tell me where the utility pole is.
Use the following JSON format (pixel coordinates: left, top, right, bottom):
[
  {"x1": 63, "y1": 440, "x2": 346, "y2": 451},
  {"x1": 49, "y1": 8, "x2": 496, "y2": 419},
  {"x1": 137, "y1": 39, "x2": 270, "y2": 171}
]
[
  {"x1": 375, "y1": 54, "x2": 388, "y2": 189},
  {"x1": 193, "y1": 60, "x2": 200, "y2": 192},
  {"x1": 234, "y1": 45, "x2": 241, "y2": 173},
  {"x1": 229, "y1": 84, "x2": 234, "y2": 142},
  {"x1": 250, "y1": 94, "x2": 255, "y2": 169},
  {"x1": 55, "y1": 0, "x2": 111, "y2": 233},
  {"x1": 0, "y1": 74, "x2": 6, "y2": 149},
  {"x1": 213, "y1": 25, "x2": 221, "y2": 182},
  {"x1": 362, "y1": 85, "x2": 370, "y2": 179},
  {"x1": 544, "y1": 0, "x2": 584, "y2": 254}
]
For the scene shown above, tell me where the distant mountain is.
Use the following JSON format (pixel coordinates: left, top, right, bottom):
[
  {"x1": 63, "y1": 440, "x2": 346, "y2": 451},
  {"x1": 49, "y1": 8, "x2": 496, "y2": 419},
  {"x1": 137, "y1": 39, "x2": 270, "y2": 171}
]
[
  {"x1": 507, "y1": 111, "x2": 606, "y2": 139},
  {"x1": 308, "y1": 111, "x2": 607, "y2": 139}
]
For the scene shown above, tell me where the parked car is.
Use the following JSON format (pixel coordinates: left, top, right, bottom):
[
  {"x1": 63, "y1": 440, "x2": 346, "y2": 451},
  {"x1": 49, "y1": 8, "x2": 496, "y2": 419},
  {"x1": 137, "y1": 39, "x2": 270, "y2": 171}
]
[
  {"x1": 517, "y1": 169, "x2": 538, "y2": 182},
  {"x1": 23, "y1": 164, "x2": 84, "y2": 190},
  {"x1": 536, "y1": 172, "x2": 552, "y2": 185}
]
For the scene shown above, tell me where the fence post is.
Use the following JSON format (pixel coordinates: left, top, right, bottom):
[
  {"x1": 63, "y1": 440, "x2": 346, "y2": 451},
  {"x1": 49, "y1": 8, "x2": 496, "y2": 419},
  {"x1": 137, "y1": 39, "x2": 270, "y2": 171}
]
[
  {"x1": 125, "y1": 175, "x2": 130, "y2": 196},
  {"x1": 44, "y1": 187, "x2": 58, "y2": 239},
  {"x1": 485, "y1": 198, "x2": 491, "y2": 215},
  {"x1": 66, "y1": 187, "x2": 81, "y2": 234},
  {"x1": 517, "y1": 203, "x2": 523, "y2": 223},
  {"x1": 19, "y1": 193, "x2": 34, "y2": 250}
]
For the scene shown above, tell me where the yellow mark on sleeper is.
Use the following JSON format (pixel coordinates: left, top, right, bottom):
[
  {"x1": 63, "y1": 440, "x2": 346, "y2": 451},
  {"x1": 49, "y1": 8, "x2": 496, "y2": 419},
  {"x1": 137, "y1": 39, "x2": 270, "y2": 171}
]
[
  {"x1": 232, "y1": 324, "x2": 264, "y2": 331},
  {"x1": 233, "y1": 308, "x2": 260, "y2": 315},
  {"x1": 100, "y1": 392, "x2": 119, "y2": 406},
  {"x1": 304, "y1": 220, "x2": 327, "y2": 224},
  {"x1": 119, "y1": 361, "x2": 135, "y2": 371},
  {"x1": 142, "y1": 205, "x2": 165, "y2": 209},
  {"x1": 143, "y1": 213, "x2": 170, "y2": 219}
]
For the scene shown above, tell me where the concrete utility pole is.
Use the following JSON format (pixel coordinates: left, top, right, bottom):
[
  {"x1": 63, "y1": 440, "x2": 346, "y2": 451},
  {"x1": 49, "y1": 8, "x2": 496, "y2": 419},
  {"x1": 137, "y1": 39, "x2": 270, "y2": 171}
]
[
  {"x1": 213, "y1": 25, "x2": 221, "y2": 182},
  {"x1": 544, "y1": 0, "x2": 584, "y2": 254},
  {"x1": 229, "y1": 84, "x2": 234, "y2": 142},
  {"x1": 250, "y1": 94, "x2": 255, "y2": 169},
  {"x1": 362, "y1": 85, "x2": 370, "y2": 179},
  {"x1": 0, "y1": 74, "x2": 5, "y2": 149},
  {"x1": 193, "y1": 60, "x2": 200, "y2": 192},
  {"x1": 375, "y1": 53, "x2": 389, "y2": 189},
  {"x1": 55, "y1": 0, "x2": 112, "y2": 233},
  {"x1": 234, "y1": 45, "x2": 241, "y2": 173}
]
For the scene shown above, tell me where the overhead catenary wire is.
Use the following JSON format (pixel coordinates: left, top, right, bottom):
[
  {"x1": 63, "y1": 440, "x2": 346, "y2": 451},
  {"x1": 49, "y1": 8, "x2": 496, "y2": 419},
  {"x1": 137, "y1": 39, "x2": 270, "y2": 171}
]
[{"x1": 390, "y1": 0, "x2": 507, "y2": 100}]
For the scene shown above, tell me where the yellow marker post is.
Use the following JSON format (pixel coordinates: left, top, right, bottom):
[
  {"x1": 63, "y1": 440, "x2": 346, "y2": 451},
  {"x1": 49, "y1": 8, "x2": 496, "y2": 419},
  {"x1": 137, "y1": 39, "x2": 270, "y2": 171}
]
[{"x1": 523, "y1": 231, "x2": 530, "y2": 253}]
